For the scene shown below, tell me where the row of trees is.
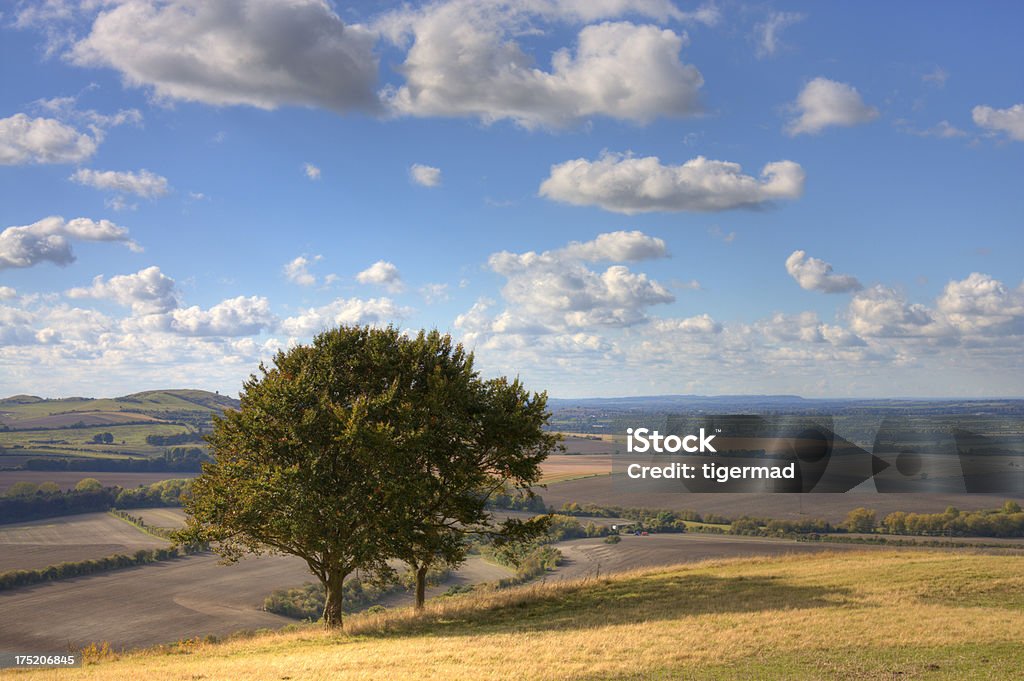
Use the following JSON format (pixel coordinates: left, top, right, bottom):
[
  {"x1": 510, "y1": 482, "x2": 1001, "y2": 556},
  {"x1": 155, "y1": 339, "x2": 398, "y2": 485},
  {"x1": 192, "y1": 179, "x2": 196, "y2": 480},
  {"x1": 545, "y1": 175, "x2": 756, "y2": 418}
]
[
  {"x1": 844, "y1": 502, "x2": 1024, "y2": 537},
  {"x1": 178, "y1": 326, "x2": 559, "y2": 628},
  {"x1": 0, "y1": 479, "x2": 191, "y2": 524}
]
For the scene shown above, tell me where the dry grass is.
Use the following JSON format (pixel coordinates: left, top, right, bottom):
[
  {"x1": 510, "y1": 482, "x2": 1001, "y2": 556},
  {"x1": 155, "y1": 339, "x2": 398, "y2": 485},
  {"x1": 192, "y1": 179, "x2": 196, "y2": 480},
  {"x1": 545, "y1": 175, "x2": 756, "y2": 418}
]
[{"x1": 9, "y1": 551, "x2": 1024, "y2": 680}]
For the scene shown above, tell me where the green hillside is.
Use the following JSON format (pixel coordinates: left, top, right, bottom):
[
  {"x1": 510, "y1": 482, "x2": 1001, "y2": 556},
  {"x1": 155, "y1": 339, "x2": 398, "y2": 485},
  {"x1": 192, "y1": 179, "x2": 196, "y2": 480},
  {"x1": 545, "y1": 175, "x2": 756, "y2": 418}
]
[{"x1": 0, "y1": 390, "x2": 238, "y2": 468}]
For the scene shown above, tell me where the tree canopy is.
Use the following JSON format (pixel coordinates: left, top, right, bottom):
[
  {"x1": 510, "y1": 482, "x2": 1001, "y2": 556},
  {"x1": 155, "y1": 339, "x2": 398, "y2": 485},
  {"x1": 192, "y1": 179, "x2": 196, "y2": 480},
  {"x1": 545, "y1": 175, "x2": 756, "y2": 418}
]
[{"x1": 179, "y1": 325, "x2": 557, "y2": 627}]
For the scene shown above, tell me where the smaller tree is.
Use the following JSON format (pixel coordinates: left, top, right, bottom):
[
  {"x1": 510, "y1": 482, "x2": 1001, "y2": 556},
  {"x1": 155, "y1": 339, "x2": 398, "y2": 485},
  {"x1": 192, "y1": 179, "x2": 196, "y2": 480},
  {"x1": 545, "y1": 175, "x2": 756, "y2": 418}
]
[
  {"x1": 75, "y1": 478, "x2": 103, "y2": 492},
  {"x1": 844, "y1": 507, "x2": 876, "y2": 533}
]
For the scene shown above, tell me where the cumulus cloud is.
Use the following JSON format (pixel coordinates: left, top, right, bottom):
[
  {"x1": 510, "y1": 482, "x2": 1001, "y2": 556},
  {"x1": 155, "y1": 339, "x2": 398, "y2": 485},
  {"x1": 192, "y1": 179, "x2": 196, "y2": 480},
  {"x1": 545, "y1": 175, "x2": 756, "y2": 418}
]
[
  {"x1": 754, "y1": 11, "x2": 804, "y2": 59},
  {"x1": 70, "y1": 0, "x2": 380, "y2": 112},
  {"x1": 283, "y1": 255, "x2": 322, "y2": 287},
  {"x1": 785, "y1": 250, "x2": 862, "y2": 293},
  {"x1": 410, "y1": 163, "x2": 441, "y2": 187},
  {"x1": 786, "y1": 77, "x2": 879, "y2": 136},
  {"x1": 936, "y1": 272, "x2": 1024, "y2": 335},
  {"x1": 0, "y1": 286, "x2": 16, "y2": 300},
  {"x1": 70, "y1": 168, "x2": 170, "y2": 198},
  {"x1": 356, "y1": 260, "x2": 404, "y2": 293},
  {"x1": 304, "y1": 163, "x2": 321, "y2": 180},
  {"x1": 0, "y1": 216, "x2": 141, "y2": 270},
  {"x1": 158, "y1": 296, "x2": 276, "y2": 336},
  {"x1": 281, "y1": 297, "x2": 409, "y2": 336},
  {"x1": 379, "y1": 1, "x2": 707, "y2": 128},
  {"x1": 68, "y1": 266, "x2": 179, "y2": 314},
  {"x1": 0, "y1": 113, "x2": 97, "y2": 165},
  {"x1": 482, "y1": 231, "x2": 674, "y2": 333},
  {"x1": 972, "y1": 104, "x2": 1024, "y2": 142},
  {"x1": 540, "y1": 152, "x2": 805, "y2": 214},
  {"x1": 847, "y1": 285, "x2": 946, "y2": 338}
]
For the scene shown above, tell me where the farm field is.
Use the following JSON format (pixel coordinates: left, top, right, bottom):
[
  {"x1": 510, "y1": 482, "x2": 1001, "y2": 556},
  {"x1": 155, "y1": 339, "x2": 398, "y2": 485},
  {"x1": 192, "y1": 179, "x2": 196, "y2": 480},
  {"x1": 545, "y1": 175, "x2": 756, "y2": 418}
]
[
  {"x1": 0, "y1": 512, "x2": 169, "y2": 572},
  {"x1": 0, "y1": 553, "x2": 510, "y2": 652},
  {"x1": 538, "y1": 453, "x2": 611, "y2": 483},
  {"x1": 541, "y1": 473, "x2": 1024, "y2": 523},
  {"x1": 557, "y1": 435, "x2": 620, "y2": 455},
  {"x1": 15, "y1": 551, "x2": 1024, "y2": 680}
]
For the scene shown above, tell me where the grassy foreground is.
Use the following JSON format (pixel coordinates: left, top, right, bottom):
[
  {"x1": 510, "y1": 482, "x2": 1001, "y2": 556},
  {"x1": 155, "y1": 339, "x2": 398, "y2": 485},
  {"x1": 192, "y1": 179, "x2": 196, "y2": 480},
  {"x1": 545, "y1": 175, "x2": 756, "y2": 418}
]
[{"x1": 12, "y1": 551, "x2": 1024, "y2": 680}]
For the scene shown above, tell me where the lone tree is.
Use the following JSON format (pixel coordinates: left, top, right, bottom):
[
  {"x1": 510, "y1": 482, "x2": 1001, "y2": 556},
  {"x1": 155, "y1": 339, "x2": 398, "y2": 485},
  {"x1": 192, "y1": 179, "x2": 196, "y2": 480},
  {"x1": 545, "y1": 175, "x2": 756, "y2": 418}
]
[{"x1": 178, "y1": 325, "x2": 556, "y2": 627}]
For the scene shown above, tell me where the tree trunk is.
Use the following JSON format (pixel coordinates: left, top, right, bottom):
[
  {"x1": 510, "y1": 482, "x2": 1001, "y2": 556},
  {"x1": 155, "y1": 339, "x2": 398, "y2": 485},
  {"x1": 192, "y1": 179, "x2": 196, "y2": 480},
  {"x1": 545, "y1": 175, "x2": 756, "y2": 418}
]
[
  {"x1": 322, "y1": 572, "x2": 347, "y2": 629},
  {"x1": 415, "y1": 565, "x2": 428, "y2": 610}
]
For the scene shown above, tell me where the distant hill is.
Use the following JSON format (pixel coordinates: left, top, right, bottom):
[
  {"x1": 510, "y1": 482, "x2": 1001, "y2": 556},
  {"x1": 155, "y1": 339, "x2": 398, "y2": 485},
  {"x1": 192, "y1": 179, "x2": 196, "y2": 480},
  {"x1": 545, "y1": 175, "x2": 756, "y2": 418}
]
[{"x1": 0, "y1": 390, "x2": 239, "y2": 468}]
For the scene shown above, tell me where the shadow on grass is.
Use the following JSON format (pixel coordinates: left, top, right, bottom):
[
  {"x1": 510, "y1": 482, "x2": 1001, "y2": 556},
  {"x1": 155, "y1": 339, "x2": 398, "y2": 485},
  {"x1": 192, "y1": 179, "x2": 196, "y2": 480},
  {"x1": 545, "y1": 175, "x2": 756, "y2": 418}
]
[{"x1": 349, "y1": 570, "x2": 853, "y2": 639}]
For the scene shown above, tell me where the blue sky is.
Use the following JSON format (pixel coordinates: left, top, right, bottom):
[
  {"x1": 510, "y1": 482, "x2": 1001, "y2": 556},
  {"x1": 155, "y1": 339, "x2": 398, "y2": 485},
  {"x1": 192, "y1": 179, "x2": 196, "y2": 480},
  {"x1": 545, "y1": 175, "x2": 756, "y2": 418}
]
[{"x1": 0, "y1": 0, "x2": 1022, "y2": 398}]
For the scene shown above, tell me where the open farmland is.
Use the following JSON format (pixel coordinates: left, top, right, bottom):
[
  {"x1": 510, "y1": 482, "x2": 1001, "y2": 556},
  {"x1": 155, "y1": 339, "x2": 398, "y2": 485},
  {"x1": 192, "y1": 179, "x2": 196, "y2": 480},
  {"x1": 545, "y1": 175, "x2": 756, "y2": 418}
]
[
  {"x1": 541, "y1": 473, "x2": 1024, "y2": 523},
  {"x1": 0, "y1": 553, "x2": 510, "y2": 652},
  {"x1": 538, "y1": 453, "x2": 611, "y2": 483},
  {"x1": 15, "y1": 551, "x2": 1024, "y2": 681},
  {"x1": 0, "y1": 389, "x2": 236, "y2": 466},
  {"x1": 0, "y1": 512, "x2": 168, "y2": 572}
]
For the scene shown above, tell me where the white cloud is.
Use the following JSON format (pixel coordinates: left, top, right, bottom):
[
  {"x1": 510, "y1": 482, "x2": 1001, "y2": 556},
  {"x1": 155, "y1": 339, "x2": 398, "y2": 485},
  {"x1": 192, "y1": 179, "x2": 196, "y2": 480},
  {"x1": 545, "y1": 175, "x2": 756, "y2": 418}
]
[
  {"x1": 483, "y1": 231, "x2": 674, "y2": 333},
  {"x1": 0, "y1": 113, "x2": 97, "y2": 165},
  {"x1": 540, "y1": 152, "x2": 804, "y2": 214},
  {"x1": 410, "y1": 163, "x2": 442, "y2": 187},
  {"x1": 379, "y1": 1, "x2": 706, "y2": 128},
  {"x1": 560, "y1": 230, "x2": 668, "y2": 261},
  {"x1": 847, "y1": 285, "x2": 946, "y2": 338},
  {"x1": 283, "y1": 255, "x2": 322, "y2": 287},
  {"x1": 899, "y1": 120, "x2": 967, "y2": 139},
  {"x1": 754, "y1": 11, "x2": 804, "y2": 59},
  {"x1": 281, "y1": 297, "x2": 410, "y2": 336},
  {"x1": 159, "y1": 296, "x2": 276, "y2": 337},
  {"x1": 419, "y1": 283, "x2": 450, "y2": 304},
  {"x1": 70, "y1": 0, "x2": 380, "y2": 113},
  {"x1": 936, "y1": 272, "x2": 1024, "y2": 335},
  {"x1": 70, "y1": 168, "x2": 170, "y2": 198},
  {"x1": 786, "y1": 77, "x2": 879, "y2": 136},
  {"x1": 972, "y1": 103, "x2": 1024, "y2": 142},
  {"x1": 785, "y1": 250, "x2": 862, "y2": 293},
  {"x1": 304, "y1": 163, "x2": 321, "y2": 180},
  {"x1": 0, "y1": 287, "x2": 16, "y2": 300},
  {"x1": 0, "y1": 216, "x2": 140, "y2": 271},
  {"x1": 356, "y1": 260, "x2": 404, "y2": 293},
  {"x1": 68, "y1": 266, "x2": 179, "y2": 314}
]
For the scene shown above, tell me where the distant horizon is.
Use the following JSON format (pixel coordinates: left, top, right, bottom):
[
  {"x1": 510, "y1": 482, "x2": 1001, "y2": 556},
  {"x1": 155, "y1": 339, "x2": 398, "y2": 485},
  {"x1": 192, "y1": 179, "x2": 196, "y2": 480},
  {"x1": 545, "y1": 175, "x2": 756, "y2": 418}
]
[{"x1": 5, "y1": 387, "x2": 1023, "y2": 404}]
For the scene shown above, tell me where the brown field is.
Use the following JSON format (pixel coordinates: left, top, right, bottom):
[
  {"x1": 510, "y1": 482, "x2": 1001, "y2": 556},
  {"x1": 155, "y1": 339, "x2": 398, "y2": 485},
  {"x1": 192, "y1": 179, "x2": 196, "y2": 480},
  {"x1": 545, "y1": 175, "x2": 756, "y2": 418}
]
[
  {"x1": 0, "y1": 553, "x2": 509, "y2": 652},
  {"x1": 558, "y1": 435, "x2": 620, "y2": 455},
  {"x1": 540, "y1": 473, "x2": 1024, "y2": 522},
  {"x1": 0, "y1": 513, "x2": 168, "y2": 572},
  {"x1": 130, "y1": 508, "x2": 187, "y2": 528},
  {"x1": 0, "y1": 471, "x2": 197, "y2": 494},
  {"x1": 538, "y1": 453, "x2": 611, "y2": 483}
]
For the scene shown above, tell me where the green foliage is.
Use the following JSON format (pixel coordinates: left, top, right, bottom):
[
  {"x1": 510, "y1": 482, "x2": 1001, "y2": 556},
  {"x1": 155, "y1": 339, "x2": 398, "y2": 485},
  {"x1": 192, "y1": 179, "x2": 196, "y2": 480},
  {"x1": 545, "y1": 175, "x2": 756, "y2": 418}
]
[
  {"x1": 179, "y1": 325, "x2": 556, "y2": 627},
  {"x1": 880, "y1": 502, "x2": 1024, "y2": 537},
  {"x1": 843, "y1": 507, "x2": 877, "y2": 533},
  {"x1": 4, "y1": 481, "x2": 39, "y2": 497},
  {"x1": 74, "y1": 477, "x2": 103, "y2": 492},
  {"x1": 604, "y1": 534, "x2": 622, "y2": 544}
]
